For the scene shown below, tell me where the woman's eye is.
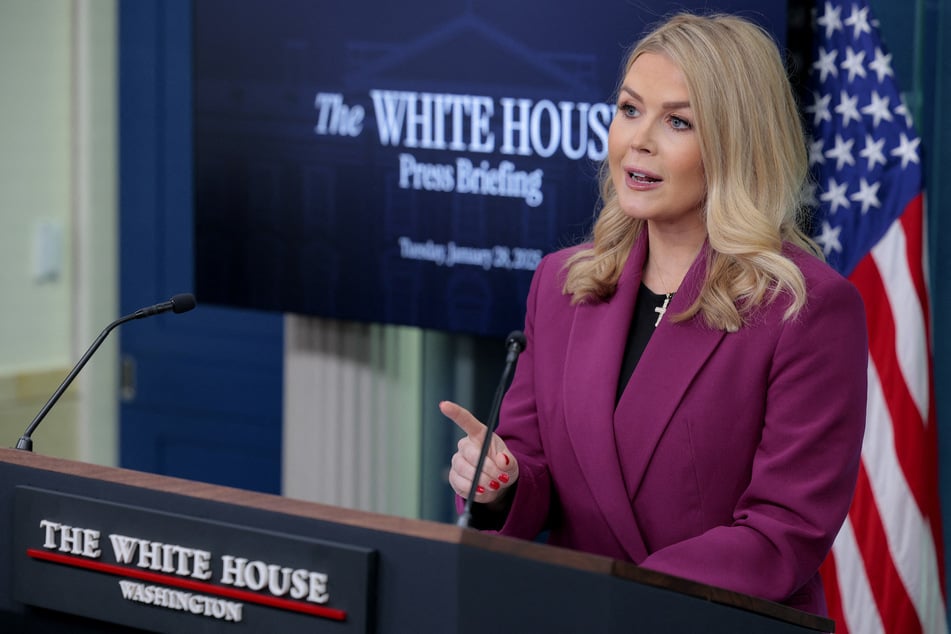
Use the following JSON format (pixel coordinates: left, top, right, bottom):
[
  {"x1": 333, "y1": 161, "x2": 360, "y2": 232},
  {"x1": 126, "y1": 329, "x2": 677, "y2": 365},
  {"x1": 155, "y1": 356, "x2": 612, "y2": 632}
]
[
  {"x1": 619, "y1": 104, "x2": 639, "y2": 117},
  {"x1": 670, "y1": 116, "x2": 692, "y2": 130}
]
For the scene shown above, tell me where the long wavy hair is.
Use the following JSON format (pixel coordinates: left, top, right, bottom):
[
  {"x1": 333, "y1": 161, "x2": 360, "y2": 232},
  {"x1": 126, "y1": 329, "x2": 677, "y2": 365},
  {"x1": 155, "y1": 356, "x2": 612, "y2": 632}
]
[{"x1": 563, "y1": 13, "x2": 821, "y2": 332}]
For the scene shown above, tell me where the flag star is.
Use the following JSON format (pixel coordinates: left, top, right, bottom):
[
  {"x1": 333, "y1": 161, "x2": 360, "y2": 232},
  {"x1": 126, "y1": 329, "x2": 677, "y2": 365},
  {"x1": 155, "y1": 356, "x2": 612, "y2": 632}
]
[
  {"x1": 817, "y1": 2, "x2": 844, "y2": 39},
  {"x1": 815, "y1": 220, "x2": 843, "y2": 256},
  {"x1": 806, "y1": 91, "x2": 833, "y2": 126},
  {"x1": 844, "y1": 4, "x2": 872, "y2": 39},
  {"x1": 840, "y1": 47, "x2": 868, "y2": 83},
  {"x1": 825, "y1": 134, "x2": 856, "y2": 170},
  {"x1": 802, "y1": 181, "x2": 819, "y2": 208},
  {"x1": 835, "y1": 90, "x2": 862, "y2": 126},
  {"x1": 820, "y1": 178, "x2": 850, "y2": 213},
  {"x1": 895, "y1": 94, "x2": 915, "y2": 128},
  {"x1": 861, "y1": 91, "x2": 894, "y2": 127},
  {"x1": 868, "y1": 47, "x2": 894, "y2": 83},
  {"x1": 809, "y1": 138, "x2": 826, "y2": 166},
  {"x1": 859, "y1": 134, "x2": 887, "y2": 170},
  {"x1": 850, "y1": 178, "x2": 881, "y2": 214},
  {"x1": 891, "y1": 132, "x2": 921, "y2": 168},
  {"x1": 813, "y1": 47, "x2": 839, "y2": 83}
]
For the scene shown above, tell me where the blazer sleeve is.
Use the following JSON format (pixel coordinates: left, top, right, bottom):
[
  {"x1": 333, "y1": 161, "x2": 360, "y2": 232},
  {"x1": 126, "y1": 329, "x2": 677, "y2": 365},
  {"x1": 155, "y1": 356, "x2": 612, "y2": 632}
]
[{"x1": 638, "y1": 271, "x2": 868, "y2": 603}]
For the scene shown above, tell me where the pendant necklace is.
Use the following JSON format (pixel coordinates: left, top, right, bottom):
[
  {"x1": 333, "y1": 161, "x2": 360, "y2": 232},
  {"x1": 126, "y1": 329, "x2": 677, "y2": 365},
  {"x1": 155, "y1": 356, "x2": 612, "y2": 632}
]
[{"x1": 652, "y1": 262, "x2": 674, "y2": 328}]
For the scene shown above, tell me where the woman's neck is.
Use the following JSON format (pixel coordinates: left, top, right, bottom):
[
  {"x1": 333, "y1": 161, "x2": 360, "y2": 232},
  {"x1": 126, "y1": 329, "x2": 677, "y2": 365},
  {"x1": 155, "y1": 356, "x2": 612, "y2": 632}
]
[{"x1": 643, "y1": 225, "x2": 706, "y2": 294}]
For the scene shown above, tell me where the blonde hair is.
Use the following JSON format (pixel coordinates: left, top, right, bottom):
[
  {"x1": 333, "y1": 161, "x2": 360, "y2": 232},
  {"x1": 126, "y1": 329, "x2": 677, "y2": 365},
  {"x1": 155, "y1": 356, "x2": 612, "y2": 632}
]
[{"x1": 563, "y1": 13, "x2": 821, "y2": 332}]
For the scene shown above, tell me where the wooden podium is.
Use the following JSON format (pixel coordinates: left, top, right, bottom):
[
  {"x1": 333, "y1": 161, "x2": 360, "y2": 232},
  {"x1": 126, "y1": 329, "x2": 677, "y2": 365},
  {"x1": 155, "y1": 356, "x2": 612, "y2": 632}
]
[{"x1": 0, "y1": 448, "x2": 833, "y2": 633}]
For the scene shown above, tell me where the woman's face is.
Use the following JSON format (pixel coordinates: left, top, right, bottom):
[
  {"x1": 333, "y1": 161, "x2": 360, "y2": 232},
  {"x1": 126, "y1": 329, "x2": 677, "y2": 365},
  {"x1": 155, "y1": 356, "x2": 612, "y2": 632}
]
[{"x1": 608, "y1": 52, "x2": 706, "y2": 231}]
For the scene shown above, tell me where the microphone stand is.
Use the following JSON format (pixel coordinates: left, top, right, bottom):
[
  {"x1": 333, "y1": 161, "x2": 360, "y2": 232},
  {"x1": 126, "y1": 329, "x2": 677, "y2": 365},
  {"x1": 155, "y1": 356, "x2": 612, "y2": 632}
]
[
  {"x1": 16, "y1": 315, "x2": 136, "y2": 451},
  {"x1": 15, "y1": 294, "x2": 197, "y2": 452},
  {"x1": 457, "y1": 331, "x2": 525, "y2": 528}
]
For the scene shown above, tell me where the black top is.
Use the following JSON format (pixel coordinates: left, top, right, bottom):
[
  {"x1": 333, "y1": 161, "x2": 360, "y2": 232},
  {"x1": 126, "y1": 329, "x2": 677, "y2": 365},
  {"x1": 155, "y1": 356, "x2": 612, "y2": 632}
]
[{"x1": 615, "y1": 283, "x2": 672, "y2": 404}]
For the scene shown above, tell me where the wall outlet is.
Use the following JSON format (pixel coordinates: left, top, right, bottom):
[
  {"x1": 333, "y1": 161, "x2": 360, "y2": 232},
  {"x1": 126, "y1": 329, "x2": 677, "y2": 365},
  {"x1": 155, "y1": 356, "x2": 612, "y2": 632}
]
[{"x1": 33, "y1": 220, "x2": 63, "y2": 284}]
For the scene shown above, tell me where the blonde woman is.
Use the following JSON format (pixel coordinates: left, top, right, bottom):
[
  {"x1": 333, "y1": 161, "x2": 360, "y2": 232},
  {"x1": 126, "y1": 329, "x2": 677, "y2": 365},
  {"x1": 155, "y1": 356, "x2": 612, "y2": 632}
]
[{"x1": 442, "y1": 12, "x2": 867, "y2": 616}]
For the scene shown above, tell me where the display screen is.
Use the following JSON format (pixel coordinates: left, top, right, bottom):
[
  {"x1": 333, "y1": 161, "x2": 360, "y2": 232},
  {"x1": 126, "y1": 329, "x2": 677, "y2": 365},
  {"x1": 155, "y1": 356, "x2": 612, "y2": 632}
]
[{"x1": 193, "y1": 0, "x2": 786, "y2": 337}]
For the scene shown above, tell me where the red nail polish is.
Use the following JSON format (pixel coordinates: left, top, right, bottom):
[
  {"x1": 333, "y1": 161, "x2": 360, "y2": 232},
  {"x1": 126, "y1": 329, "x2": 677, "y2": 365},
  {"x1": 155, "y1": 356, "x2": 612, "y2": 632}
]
[
  {"x1": 476, "y1": 485, "x2": 485, "y2": 494},
  {"x1": 503, "y1": 454, "x2": 510, "y2": 466},
  {"x1": 489, "y1": 480, "x2": 500, "y2": 490},
  {"x1": 498, "y1": 473, "x2": 509, "y2": 484}
]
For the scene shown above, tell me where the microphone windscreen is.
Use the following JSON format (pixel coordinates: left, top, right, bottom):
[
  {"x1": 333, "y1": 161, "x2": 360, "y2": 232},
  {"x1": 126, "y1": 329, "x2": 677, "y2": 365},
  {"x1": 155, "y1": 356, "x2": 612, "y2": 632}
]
[
  {"x1": 170, "y1": 293, "x2": 197, "y2": 314},
  {"x1": 505, "y1": 330, "x2": 526, "y2": 351}
]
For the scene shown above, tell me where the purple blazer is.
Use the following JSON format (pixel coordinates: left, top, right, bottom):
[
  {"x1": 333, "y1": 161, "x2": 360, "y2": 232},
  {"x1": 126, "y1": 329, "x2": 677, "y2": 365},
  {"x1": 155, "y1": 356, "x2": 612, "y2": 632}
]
[{"x1": 490, "y1": 231, "x2": 868, "y2": 615}]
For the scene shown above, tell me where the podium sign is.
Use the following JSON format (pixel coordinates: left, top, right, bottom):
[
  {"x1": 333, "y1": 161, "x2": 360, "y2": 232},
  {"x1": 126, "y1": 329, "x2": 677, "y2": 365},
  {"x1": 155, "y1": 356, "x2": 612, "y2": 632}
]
[{"x1": 13, "y1": 487, "x2": 376, "y2": 633}]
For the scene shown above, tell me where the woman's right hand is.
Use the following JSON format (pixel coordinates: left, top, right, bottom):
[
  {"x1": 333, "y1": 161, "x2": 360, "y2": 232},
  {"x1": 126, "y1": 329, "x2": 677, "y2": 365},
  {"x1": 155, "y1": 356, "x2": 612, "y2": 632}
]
[{"x1": 440, "y1": 400, "x2": 519, "y2": 504}]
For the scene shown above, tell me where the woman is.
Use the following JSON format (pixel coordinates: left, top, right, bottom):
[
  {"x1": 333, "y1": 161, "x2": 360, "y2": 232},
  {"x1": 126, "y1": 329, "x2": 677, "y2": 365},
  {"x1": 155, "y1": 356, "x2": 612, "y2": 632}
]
[{"x1": 440, "y1": 13, "x2": 867, "y2": 616}]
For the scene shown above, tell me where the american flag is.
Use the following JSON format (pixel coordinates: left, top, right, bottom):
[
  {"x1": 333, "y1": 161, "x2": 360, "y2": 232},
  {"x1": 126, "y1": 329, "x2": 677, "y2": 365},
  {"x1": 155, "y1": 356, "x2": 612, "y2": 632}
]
[{"x1": 805, "y1": 1, "x2": 947, "y2": 632}]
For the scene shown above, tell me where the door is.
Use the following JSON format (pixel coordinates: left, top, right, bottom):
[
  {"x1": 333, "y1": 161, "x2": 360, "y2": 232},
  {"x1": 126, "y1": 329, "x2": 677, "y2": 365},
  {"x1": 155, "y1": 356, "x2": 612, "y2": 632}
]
[{"x1": 118, "y1": 0, "x2": 283, "y2": 493}]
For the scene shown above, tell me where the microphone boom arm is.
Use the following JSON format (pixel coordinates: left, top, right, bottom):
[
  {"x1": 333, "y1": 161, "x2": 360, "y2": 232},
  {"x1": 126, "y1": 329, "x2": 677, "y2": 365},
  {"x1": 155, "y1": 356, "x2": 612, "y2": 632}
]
[
  {"x1": 14, "y1": 293, "x2": 197, "y2": 452},
  {"x1": 15, "y1": 314, "x2": 136, "y2": 451}
]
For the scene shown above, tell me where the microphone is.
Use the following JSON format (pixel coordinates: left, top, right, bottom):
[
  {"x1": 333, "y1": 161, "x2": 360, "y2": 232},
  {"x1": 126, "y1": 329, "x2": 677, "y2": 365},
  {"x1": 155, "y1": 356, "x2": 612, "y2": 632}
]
[
  {"x1": 14, "y1": 293, "x2": 197, "y2": 452},
  {"x1": 134, "y1": 293, "x2": 197, "y2": 318},
  {"x1": 457, "y1": 330, "x2": 527, "y2": 528}
]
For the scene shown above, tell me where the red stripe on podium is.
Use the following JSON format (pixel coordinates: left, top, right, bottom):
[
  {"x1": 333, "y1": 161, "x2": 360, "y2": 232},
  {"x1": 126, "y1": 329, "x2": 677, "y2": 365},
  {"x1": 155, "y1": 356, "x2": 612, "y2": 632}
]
[{"x1": 26, "y1": 548, "x2": 348, "y2": 621}]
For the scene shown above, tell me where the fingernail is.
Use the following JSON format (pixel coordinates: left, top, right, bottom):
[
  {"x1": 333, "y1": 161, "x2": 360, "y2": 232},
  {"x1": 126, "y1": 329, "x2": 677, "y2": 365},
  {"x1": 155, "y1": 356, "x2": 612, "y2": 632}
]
[
  {"x1": 498, "y1": 473, "x2": 509, "y2": 484},
  {"x1": 476, "y1": 485, "x2": 485, "y2": 494},
  {"x1": 489, "y1": 480, "x2": 500, "y2": 490}
]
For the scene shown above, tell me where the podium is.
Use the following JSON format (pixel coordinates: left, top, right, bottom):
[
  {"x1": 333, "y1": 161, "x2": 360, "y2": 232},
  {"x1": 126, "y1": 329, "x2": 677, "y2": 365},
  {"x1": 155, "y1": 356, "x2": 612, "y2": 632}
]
[{"x1": 0, "y1": 448, "x2": 833, "y2": 633}]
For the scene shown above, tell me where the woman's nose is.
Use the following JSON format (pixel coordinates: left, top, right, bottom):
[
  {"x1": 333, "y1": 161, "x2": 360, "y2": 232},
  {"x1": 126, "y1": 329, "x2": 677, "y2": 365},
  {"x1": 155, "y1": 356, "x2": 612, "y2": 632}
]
[{"x1": 629, "y1": 121, "x2": 654, "y2": 153}]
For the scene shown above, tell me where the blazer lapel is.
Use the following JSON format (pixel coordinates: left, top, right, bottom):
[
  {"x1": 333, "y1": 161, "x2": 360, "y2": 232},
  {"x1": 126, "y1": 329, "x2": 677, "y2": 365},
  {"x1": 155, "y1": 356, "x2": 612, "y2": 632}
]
[
  {"x1": 562, "y1": 234, "x2": 649, "y2": 562},
  {"x1": 614, "y1": 243, "x2": 726, "y2": 503}
]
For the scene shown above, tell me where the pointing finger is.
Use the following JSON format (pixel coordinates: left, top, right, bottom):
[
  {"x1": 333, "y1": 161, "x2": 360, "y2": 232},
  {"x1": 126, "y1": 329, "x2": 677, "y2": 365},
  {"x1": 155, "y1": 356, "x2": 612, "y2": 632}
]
[{"x1": 439, "y1": 400, "x2": 487, "y2": 439}]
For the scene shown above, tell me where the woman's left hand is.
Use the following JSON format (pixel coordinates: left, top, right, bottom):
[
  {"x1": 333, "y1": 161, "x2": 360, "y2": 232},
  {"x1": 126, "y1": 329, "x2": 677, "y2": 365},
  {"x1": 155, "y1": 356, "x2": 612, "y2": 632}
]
[{"x1": 440, "y1": 400, "x2": 519, "y2": 504}]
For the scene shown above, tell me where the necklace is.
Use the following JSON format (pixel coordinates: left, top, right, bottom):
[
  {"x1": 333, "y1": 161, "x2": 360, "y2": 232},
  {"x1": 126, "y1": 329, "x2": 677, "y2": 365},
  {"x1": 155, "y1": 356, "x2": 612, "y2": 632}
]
[{"x1": 651, "y1": 260, "x2": 674, "y2": 328}]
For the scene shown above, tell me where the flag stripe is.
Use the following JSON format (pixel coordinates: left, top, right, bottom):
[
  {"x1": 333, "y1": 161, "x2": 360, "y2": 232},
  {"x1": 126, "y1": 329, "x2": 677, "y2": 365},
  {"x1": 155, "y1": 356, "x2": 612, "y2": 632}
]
[
  {"x1": 831, "y1": 519, "x2": 885, "y2": 634},
  {"x1": 849, "y1": 461, "x2": 922, "y2": 633},
  {"x1": 850, "y1": 254, "x2": 928, "y2": 504},
  {"x1": 820, "y1": 550, "x2": 851, "y2": 634},
  {"x1": 870, "y1": 215, "x2": 929, "y2": 417},
  {"x1": 851, "y1": 250, "x2": 947, "y2": 632},
  {"x1": 864, "y1": 359, "x2": 947, "y2": 631},
  {"x1": 898, "y1": 195, "x2": 930, "y2": 337}
]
